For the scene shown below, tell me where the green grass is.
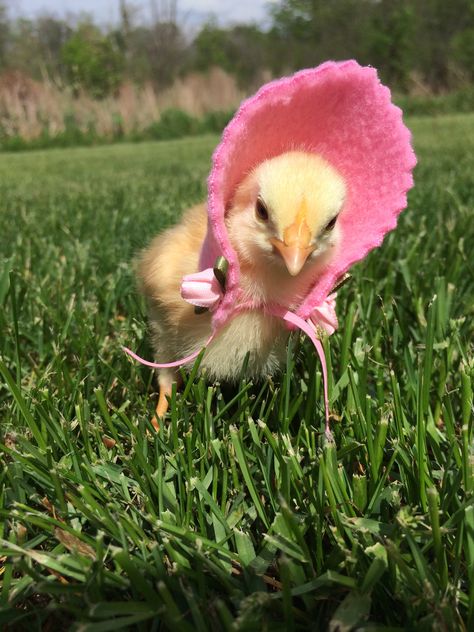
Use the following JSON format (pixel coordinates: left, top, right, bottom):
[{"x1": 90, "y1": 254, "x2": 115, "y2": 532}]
[{"x1": 0, "y1": 114, "x2": 473, "y2": 630}]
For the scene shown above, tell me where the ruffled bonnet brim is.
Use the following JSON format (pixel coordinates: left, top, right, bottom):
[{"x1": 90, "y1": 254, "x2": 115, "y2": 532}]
[{"x1": 199, "y1": 60, "x2": 417, "y2": 328}]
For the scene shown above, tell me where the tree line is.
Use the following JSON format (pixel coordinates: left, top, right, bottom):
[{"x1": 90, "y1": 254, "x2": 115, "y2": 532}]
[{"x1": 0, "y1": 0, "x2": 472, "y2": 98}]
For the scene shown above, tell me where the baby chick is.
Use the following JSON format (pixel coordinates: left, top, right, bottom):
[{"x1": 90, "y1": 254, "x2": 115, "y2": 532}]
[{"x1": 137, "y1": 151, "x2": 346, "y2": 426}]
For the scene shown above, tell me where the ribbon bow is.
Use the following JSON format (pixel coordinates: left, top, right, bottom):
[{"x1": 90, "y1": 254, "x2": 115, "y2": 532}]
[
  {"x1": 180, "y1": 268, "x2": 224, "y2": 311},
  {"x1": 309, "y1": 292, "x2": 338, "y2": 336}
]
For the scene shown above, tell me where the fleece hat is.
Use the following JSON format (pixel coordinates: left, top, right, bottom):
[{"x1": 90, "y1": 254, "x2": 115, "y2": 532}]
[{"x1": 198, "y1": 60, "x2": 417, "y2": 328}]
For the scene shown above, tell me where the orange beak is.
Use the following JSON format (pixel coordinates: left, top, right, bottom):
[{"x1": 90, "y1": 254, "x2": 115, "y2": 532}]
[{"x1": 270, "y1": 202, "x2": 315, "y2": 276}]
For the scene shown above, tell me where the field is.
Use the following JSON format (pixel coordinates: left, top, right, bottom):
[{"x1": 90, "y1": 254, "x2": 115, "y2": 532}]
[{"x1": 0, "y1": 114, "x2": 473, "y2": 630}]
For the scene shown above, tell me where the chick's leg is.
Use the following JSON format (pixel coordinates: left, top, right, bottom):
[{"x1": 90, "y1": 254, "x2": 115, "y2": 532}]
[{"x1": 151, "y1": 368, "x2": 180, "y2": 430}]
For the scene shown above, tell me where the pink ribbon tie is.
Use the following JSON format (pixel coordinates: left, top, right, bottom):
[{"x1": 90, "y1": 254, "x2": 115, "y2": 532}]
[
  {"x1": 122, "y1": 334, "x2": 215, "y2": 369},
  {"x1": 264, "y1": 294, "x2": 337, "y2": 436},
  {"x1": 282, "y1": 310, "x2": 332, "y2": 436}
]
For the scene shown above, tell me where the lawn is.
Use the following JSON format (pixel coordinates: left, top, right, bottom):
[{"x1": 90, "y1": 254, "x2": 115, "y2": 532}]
[{"x1": 0, "y1": 115, "x2": 473, "y2": 631}]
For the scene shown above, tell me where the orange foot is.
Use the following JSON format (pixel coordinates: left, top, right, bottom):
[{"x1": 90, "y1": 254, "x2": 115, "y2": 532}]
[{"x1": 150, "y1": 382, "x2": 173, "y2": 431}]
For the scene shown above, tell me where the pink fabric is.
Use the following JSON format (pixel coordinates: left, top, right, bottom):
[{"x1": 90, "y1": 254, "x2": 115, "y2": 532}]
[
  {"x1": 181, "y1": 268, "x2": 223, "y2": 310},
  {"x1": 200, "y1": 60, "x2": 416, "y2": 328}
]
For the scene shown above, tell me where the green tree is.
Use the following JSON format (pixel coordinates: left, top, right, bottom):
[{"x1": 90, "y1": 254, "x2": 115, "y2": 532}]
[
  {"x1": 269, "y1": 0, "x2": 474, "y2": 90},
  {"x1": 0, "y1": 12, "x2": 71, "y2": 82},
  {"x1": 7, "y1": 19, "x2": 40, "y2": 78},
  {"x1": 191, "y1": 22, "x2": 269, "y2": 87},
  {"x1": 411, "y1": 0, "x2": 474, "y2": 89},
  {"x1": 192, "y1": 23, "x2": 234, "y2": 74},
  {"x1": 36, "y1": 16, "x2": 71, "y2": 80},
  {"x1": 113, "y1": 17, "x2": 186, "y2": 87},
  {"x1": 367, "y1": 0, "x2": 415, "y2": 90},
  {"x1": 270, "y1": 0, "x2": 374, "y2": 72},
  {"x1": 227, "y1": 25, "x2": 270, "y2": 87},
  {"x1": 140, "y1": 21, "x2": 186, "y2": 86},
  {"x1": 452, "y1": 28, "x2": 474, "y2": 80},
  {"x1": 115, "y1": 0, "x2": 187, "y2": 88},
  {"x1": 62, "y1": 22, "x2": 124, "y2": 97}
]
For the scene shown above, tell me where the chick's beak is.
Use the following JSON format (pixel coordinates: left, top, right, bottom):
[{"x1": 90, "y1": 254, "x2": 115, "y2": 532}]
[
  {"x1": 270, "y1": 239, "x2": 315, "y2": 276},
  {"x1": 270, "y1": 203, "x2": 315, "y2": 276}
]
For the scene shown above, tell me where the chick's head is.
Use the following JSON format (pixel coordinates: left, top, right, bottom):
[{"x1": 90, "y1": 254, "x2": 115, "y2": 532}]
[{"x1": 226, "y1": 151, "x2": 347, "y2": 277}]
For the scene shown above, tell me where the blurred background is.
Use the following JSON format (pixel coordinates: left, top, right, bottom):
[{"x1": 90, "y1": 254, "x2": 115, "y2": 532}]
[{"x1": 0, "y1": 0, "x2": 473, "y2": 150}]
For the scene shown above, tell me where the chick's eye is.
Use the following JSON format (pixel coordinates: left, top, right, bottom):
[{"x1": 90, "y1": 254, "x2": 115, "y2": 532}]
[
  {"x1": 325, "y1": 215, "x2": 338, "y2": 231},
  {"x1": 255, "y1": 197, "x2": 269, "y2": 221}
]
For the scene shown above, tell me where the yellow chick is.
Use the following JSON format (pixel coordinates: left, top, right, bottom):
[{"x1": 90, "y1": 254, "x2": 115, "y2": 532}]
[{"x1": 136, "y1": 151, "x2": 346, "y2": 427}]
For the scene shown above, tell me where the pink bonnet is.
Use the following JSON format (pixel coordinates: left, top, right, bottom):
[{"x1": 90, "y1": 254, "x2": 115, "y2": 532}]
[{"x1": 199, "y1": 60, "x2": 417, "y2": 328}]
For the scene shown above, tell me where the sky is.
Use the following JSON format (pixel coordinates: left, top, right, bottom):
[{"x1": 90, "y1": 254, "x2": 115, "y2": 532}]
[{"x1": 11, "y1": 0, "x2": 274, "y2": 28}]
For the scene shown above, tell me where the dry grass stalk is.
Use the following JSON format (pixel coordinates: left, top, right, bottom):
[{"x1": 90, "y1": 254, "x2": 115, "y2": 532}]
[{"x1": 0, "y1": 68, "x2": 246, "y2": 140}]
